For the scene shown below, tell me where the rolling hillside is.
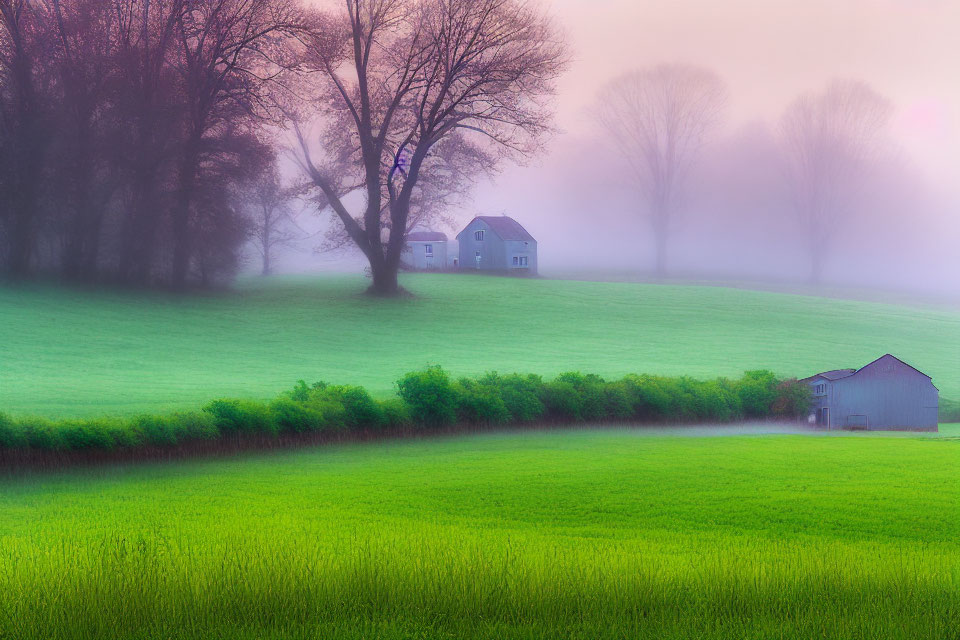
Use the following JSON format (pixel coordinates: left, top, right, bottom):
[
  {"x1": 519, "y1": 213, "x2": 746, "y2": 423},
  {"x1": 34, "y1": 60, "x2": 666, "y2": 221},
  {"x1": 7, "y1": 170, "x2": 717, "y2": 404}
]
[{"x1": 1, "y1": 273, "x2": 958, "y2": 417}]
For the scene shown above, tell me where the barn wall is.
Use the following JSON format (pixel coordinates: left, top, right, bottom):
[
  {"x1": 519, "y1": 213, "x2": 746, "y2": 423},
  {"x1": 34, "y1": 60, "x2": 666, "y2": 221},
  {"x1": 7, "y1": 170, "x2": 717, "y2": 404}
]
[{"x1": 832, "y1": 356, "x2": 938, "y2": 431}]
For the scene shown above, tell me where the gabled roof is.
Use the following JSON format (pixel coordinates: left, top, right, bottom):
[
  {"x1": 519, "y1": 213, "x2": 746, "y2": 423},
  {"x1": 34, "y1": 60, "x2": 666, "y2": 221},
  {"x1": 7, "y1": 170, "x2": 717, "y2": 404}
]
[
  {"x1": 801, "y1": 354, "x2": 935, "y2": 386},
  {"x1": 458, "y1": 216, "x2": 535, "y2": 242},
  {"x1": 859, "y1": 354, "x2": 933, "y2": 380},
  {"x1": 407, "y1": 231, "x2": 447, "y2": 242}
]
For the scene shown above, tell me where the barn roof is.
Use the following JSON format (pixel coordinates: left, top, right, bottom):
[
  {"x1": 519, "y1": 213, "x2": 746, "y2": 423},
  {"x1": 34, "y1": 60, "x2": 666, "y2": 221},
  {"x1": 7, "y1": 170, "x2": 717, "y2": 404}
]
[
  {"x1": 407, "y1": 231, "x2": 447, "y2": 242},
  {"x1": 801, "y1": 354, "x2": 934, "y2": 385},
  {"x1": 460, "y1": 216, "x2": 535, "y2": 242}
]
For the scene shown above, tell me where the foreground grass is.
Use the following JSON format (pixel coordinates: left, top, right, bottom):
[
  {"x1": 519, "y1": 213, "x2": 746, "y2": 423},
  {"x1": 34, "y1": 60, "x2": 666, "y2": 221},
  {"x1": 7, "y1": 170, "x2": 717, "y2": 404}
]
[
  {"x1": 1, "y1": 427, "x2": 957, "y2": 639},
  {"x1": 2, "y1": 273, "x2": 959, "y2": 417}
]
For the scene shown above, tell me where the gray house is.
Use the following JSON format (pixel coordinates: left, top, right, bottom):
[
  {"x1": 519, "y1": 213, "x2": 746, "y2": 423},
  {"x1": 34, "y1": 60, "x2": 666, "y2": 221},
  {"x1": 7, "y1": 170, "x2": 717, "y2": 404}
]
[
  {"x1": 457, "y1": 216, "x2": 537, "y2": 275},
  {"x1": 402, "y1": 231, "x2": 449, "y2": 271},
  {"x1": 801, "y1": 354, "x2": 938, "y2": 432}
]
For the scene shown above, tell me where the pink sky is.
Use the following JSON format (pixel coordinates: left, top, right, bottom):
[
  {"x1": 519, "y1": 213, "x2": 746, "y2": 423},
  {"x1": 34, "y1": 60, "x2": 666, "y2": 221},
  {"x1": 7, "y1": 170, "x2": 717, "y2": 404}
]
[{"x1": 546, "y1": 0, "x2": 958, "y2": 183}]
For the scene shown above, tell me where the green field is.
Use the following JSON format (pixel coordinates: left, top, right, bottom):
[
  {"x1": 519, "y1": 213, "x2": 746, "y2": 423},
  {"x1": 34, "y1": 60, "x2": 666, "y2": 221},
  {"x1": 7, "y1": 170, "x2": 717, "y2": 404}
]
[
  {"x1": 1, "y1": 427, "x2": 957, "y2": 639},
  {"x1": 2, "y1": 274, "x2": 959, "y2": 417}
]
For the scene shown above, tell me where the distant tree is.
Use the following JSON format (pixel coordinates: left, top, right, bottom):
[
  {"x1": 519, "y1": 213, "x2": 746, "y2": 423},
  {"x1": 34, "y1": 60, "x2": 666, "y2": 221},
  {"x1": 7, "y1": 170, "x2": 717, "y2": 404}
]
[
  {"x1": 243, "y1": 168, "x2": 301, "y2": 276},
  {"x1": 778, "y1": 80, "x2": 892, "y2": 284},
  {"x1": 594, "y1": 64, "x2": 727, "y2": 277},
  {"x1": 291, "y1": 0, "x2": 568, "y2": 296}
]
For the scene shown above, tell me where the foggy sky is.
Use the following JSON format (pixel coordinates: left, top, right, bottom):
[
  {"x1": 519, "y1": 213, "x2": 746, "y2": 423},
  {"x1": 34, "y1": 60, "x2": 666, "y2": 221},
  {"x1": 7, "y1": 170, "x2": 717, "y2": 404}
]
[{"x1": 281, "y1": 0, "x2": 960, "y2": 295}]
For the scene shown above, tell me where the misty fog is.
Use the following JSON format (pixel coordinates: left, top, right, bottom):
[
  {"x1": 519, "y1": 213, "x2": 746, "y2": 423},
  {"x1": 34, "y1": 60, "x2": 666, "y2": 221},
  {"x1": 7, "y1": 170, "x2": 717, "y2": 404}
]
[{"x1": 259, "y1": 0, "x2": 959, "y2": 298}]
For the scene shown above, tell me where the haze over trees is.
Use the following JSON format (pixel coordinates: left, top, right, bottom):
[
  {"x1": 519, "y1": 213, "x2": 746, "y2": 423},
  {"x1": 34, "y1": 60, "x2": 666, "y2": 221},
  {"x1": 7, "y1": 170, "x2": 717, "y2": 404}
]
[
  {"x1": 0, "y1": 0, "x2": 303, "y2": 288},
  {"x1": 291, "y1": 0, "x2": 568, "y2": 295},
  {"x1": 242, "y1": 167, "x2": 302, "y2": 276},
  {"x1": 594, "y1": 64, "x2": 727, "y2": 277},
  {"x1": 778, "y1": 80, "x2": 893, "y2": 284}
]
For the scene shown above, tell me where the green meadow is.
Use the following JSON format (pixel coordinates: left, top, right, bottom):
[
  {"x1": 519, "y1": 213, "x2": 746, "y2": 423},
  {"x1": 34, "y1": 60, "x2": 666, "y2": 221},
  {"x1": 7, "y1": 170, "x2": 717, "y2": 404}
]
[
  {"x1": 1, "y1": 273, "x2": 959, "y2": 417},
  {"x1": 0, "y1": 427, "x2": 957, "y2": 639}
]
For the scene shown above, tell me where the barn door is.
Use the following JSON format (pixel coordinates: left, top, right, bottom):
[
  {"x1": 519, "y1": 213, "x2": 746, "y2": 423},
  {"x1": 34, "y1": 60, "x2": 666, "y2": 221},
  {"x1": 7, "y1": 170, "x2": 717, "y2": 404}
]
[{"x1": 822, "y1": 407, "x2": 830, "y2": 429}]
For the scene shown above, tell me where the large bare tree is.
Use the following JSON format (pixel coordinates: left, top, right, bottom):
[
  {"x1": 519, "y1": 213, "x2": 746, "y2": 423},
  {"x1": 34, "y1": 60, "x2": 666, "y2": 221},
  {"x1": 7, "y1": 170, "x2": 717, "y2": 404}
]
[
  {"x1": 291, "y1": 0, "x2": 567, "y2": 296},
  {"x1": 779, "y1": 79, "x2": 892, "y2": 284},
  {"x1": 594, "y1": 64, "x2": 727, "y2": 277}
]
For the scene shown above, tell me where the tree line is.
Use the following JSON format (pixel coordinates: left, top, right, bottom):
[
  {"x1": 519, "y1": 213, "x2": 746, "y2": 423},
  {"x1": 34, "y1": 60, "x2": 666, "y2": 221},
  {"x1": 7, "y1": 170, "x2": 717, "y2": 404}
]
[
  {"x1": 0, "y1": 0, "x2": 312, "y2": 288},
  {"x1": 594, "y1": 66, "x2": 893, "y2": 284},
  {"x1": 0, "y1": 366, "x2": 810, "y2": 463}
]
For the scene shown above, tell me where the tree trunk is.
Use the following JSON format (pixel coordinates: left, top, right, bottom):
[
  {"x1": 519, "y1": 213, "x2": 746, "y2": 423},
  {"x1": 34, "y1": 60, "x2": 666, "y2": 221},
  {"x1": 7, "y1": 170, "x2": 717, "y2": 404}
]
[
  {"x1": 170, "y1": 139, "x2": 200, "y2": 290},
  {"x1": 652, "y1": 208, "x2": 669, "y2": 279},
  {"x1": 368, "y1": 262, "x2": 400, "y2": 296}
]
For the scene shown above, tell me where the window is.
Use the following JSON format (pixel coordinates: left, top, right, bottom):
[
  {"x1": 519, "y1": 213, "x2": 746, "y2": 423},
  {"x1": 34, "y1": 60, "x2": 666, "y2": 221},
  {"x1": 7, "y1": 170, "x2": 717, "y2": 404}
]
[
  {"x1": 424, "y1": 244, "x2": 433, "y2": 257},
  {"x1": 474, "y1": 230, "x2": 484, "y2": 241},
  {"x1": 815, "y1": 383, "x2": 826, "y2": 395},
  {"x1": 512, "y1": 256, "x2": 519, "y2": 266},
  {"x1": 520, "y1": 256, "x2": 528, "y2": 267}
]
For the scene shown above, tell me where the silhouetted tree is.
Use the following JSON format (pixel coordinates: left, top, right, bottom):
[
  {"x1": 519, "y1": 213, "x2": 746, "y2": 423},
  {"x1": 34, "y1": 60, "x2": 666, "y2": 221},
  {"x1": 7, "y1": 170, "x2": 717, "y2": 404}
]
[
  {"x1": 779, "y1": 79, "x2": 892, "y2": 284},
  {"x1": 594, "y1": 64, "x2": 727, "y2": 277},
  {"x1": 243, "y1": 167, "x2": 301, "y2": 276}
]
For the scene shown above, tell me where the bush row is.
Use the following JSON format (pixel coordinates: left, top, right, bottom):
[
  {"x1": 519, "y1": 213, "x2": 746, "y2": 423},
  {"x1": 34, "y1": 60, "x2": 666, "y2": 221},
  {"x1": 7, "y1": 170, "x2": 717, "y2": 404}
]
[{"x1": 0, "y1": 368, "x2": 811, "y2": 454}]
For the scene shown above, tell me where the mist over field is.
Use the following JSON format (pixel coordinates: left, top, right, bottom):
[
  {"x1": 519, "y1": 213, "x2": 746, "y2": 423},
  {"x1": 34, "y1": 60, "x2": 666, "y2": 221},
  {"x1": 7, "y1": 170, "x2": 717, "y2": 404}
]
[{"x1": 270, "y1": 0, "x2": 960, "y2": 297}]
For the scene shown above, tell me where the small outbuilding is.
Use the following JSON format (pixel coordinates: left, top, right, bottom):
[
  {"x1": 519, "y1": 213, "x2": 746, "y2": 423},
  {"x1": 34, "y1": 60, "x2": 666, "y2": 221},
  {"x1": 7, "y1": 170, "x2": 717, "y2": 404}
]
[
  {"x1": 402, "y1": 231, "x2": 449, "y2": 271},
  {"x1": 456, "y1": 215, "x2": 537, "y2": 275},
  {"x1": 801, "y1": 354, "x2": 939, "y2": 432}
]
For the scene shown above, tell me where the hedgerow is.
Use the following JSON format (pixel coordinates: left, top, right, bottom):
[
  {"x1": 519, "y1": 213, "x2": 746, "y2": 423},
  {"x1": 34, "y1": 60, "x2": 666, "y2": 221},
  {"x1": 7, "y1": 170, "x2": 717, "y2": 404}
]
[{"x1": 0, "y1": 368, "x2": 811, "y2": 457}]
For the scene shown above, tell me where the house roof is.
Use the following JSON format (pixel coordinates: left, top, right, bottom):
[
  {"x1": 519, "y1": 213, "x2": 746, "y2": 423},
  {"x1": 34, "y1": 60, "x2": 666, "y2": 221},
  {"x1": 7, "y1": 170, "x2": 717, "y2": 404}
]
[
  {"x1": 801, "y1": 354, "x2": 935, "y2": 386},
  {"x1": 407, "y1": 231, "x2": 447, "y2": 242},
  {"x1": 459, "y1": 216, "x2": 535, "y2": 242}
]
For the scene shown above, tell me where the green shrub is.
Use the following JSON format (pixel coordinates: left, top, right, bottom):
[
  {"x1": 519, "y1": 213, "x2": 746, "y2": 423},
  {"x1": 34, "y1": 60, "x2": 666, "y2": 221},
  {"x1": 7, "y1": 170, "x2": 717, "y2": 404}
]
[
  {"x1": 379, "y1": 398, "x2": 412, "y2": 429},
  {"x1": 771, "y1": 379, "x2": 812, "y2": 418},
  {"x1": 456, "y1": 378, "x2": 511, "y2": 424},
  {"x1": 482, "y1": 373, "x2": 545, "y2": 423},
  {"x1": 20, "y1": 419, "x2": 67, "y2": 451},
  {"x1": 270, "y1": 397, "x2": 328, "y2": 433},
  {"x1": 555, "y1": 372, "x2": 606, "y2": 420},
  {"x1": 60, "y1": 419, "x2": 119, "y2": 451},
  {"x1": 541, "y1": 380, "x2": 583, "y2": 421},
  {"x1": 203, "y1": 399, "x2": 278, "y2": 435},
  {"x1": 737, "y1": 370, "x2": 778, "y2": 418},
  {"x1": 0, "y1": 413, "x2": 26, "y2": 449},
  {"x1": 397, "y1": 366, "x2": 458, "y2": 427},
  {"x1": 324, "y1": 385, "x2": 385, "y2": 429},
  {"x1": 603, "y1": 381, "x2": 634, "y2": 420}
]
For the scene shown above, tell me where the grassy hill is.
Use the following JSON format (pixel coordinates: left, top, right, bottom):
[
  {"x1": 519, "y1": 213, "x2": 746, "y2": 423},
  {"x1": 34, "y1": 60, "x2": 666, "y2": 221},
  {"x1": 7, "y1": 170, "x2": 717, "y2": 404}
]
[
  {"x1": 2, "y1": 273, "x2": 959, "y2": 417},
  {"x1": 1, "y1": 427, "x2": 956, "y2": 639}
]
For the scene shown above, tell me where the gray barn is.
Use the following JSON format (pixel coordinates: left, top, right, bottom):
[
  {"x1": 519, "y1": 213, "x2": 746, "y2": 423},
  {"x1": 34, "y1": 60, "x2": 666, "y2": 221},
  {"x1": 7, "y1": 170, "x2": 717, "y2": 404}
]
[
  {"x1": 456, "y1": 216, "x2": 537, "y2": 275},
  {"x1": 402, "y1": 231, "x2": 449, "y2": 271},
  {"x1": 801, "y1": 354, "x2": 938, "y2": 432}
]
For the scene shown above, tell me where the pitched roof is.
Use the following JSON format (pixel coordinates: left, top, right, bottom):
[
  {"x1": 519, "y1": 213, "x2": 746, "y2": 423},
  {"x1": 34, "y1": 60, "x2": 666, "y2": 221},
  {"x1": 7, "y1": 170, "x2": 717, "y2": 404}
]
[
  {"x1": 801, "y1": 354, "x2": 934, "y2": 385},
  {"x1": 461, "y1": 216, "x2": 535, "y2": 242},
  {"x1": 407, "y1": 231, "x2": 447, "y2": 242}
]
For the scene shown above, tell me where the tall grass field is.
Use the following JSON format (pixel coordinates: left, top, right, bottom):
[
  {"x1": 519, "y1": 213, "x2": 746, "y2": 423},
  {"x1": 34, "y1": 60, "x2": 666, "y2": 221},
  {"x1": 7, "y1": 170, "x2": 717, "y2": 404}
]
[
  {"x1": 1, "y1": 427, "x2": 957, "y2": 639},
  {"x1": 2, "y1": 273, "x2": 959, "y2": 417}
]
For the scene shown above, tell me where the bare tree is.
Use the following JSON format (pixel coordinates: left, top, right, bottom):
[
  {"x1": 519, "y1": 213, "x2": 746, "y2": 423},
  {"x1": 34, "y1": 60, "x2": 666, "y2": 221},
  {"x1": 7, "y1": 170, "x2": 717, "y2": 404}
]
[
  {"x1": 594, "y1": 64, "x2": 727, "y2": 277},
  {"x1": 167, "y1": 0, "x2": 302, "y2": 289},
  {"x1": 243, "y1": 168, "x2": 301, "y2": 276},
  {"x1": 291, "y1": 0, "x2": 567, "y2": 296},
  {"x1": 779, "y1": 80, "x2": 892, "y2": 284}
]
